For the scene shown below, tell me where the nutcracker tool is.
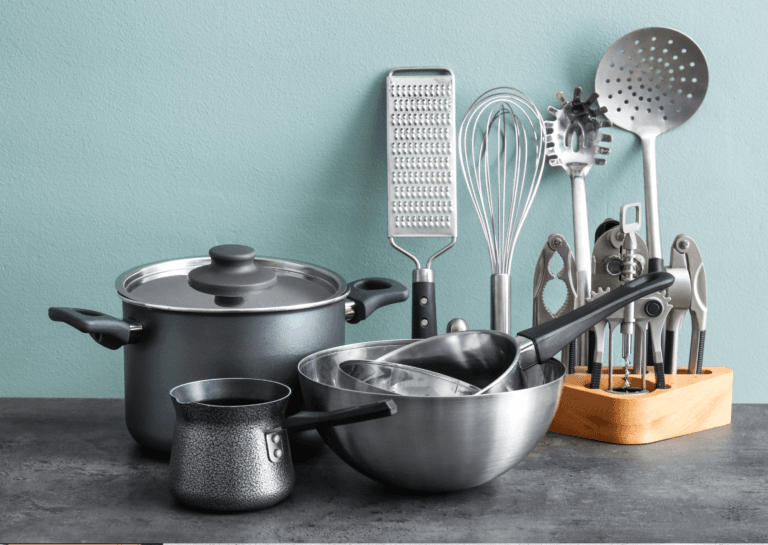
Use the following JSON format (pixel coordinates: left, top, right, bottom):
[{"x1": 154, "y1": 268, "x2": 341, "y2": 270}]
[{"x1": 532, "y1": 234, "x2": 577, "y2": 372}]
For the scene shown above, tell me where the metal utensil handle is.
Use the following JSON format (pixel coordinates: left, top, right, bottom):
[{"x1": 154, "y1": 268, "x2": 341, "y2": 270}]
[
  {"x1": 641, "y1": 136, "x2": 664, "y2": 271},
  {"x1": 571, "y1": 171, "x2": 591, "y2": 369},
  {"x1": 282, "y1": 400, "x2": 397, "y2": 434},
  {"x1": 388, "y1": 67, "x2": 453, "y2": 78},
  {"x1": 571, "y1": 171, "x2": 592, "y2": 309},
  {"x1": 491, "y1": 273, "x2": 511, "y2": 334},
  {"x1": 691, "y1": 330, "x2": 706, "y2": 374},
  {"x1": 684, "y1": 236, "x2": 707, "y2": 373}
]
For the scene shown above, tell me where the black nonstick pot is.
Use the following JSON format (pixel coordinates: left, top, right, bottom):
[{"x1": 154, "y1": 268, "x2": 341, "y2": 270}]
[{"x1": 49, "y1": 244, "x2": 408, "y2": 452}]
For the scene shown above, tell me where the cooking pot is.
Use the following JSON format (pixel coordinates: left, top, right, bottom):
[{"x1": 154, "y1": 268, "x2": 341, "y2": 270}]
[{"x1": 49, "y1": 244, "x2": 408, "y2": 452}]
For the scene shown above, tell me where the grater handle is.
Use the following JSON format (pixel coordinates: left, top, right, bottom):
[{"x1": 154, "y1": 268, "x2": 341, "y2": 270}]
[
  {"x1": 388, "y1": 67, "x2": 454, "y2": 78},
  {"x1": 412, "y1": 270, "x2": 437, "y2": 339}
]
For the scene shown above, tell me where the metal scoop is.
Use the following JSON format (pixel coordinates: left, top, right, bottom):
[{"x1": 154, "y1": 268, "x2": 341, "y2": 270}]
[
  {"x1": 595, "y1": 27, "x2": 708, "y2": 271},
  {"x1": 338, "y1": 359, "x2": 481, "y2": 397},
  {"x1": 378, "y1": 272, "x2": 676, "y2": 394}
]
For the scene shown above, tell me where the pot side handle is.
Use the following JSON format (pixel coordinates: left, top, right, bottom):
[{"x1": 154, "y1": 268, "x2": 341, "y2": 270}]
[
  {"x1": 48, "y1": 307, "x2": 142, "y2": 350},
  {"x1": 282, "y1": 400, "x2": 397, "y2": 433},
  {"x1": 346, "y1": 278, "x2": 409, "y2": 324}
]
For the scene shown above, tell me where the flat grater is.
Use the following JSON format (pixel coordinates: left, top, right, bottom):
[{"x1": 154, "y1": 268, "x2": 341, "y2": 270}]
[{"x1": 386, "y1": 67, "x2": 457, "y2": 339}]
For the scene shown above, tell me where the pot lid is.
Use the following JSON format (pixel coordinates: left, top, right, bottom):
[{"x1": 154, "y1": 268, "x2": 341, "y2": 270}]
[{"x1": 115, "y1": 244, "x2": 348, "y2": 313}]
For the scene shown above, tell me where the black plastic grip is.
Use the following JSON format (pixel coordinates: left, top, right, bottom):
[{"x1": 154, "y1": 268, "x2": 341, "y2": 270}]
[
  {"x1": 648, "y1": 258, "x2": 664, "y2": 273},
  {"x1": 586, "y1": 330, "x2": 597, "y2": 374},
  {"x1": 567, "y1": 340, "x2": 576, "y2": 374},
  {"x1": 346, "y1": 278, "x2": 409, "y2": 324},
  {"x1": 589, "y1": 351, "x2": 603, "y2": 390},
  {"x1": 595, "y1": 218, "x2": 619, "y2": 242},
  {"x1": 664, "y1": 330, "x2": 676, "y2": 374},
  {"x1": 517, "y1": 272, "x2": 675, "y2": 364},
  {"x1": 48, "y1": 307, "x2": 142, "y2": 350},
  {"x1": 654, "y1": 361, "x2": 666, "y2": 390},
  {"x1": 412, "y1": 282, "x2": 437, "y2": 339},
  {"x1": 647, "y1": 329, "x2": 655, "y2": 375},
  {"x1": 695, "y1": 330, "x2": 706, "y2": 374},
  {"x1": 283, "y1": 400, "x2": 397, "y2": 433}
]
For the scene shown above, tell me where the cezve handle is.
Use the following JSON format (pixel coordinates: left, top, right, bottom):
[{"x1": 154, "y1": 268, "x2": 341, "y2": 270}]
[{"x1": 281, "y1": 400, "x2": 397, "y2": 434}]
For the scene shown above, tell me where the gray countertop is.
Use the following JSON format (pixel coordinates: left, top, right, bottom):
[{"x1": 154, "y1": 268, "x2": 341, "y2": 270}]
[{"x1": 0, "y1": 398, "x2": 766, "y2": 543}]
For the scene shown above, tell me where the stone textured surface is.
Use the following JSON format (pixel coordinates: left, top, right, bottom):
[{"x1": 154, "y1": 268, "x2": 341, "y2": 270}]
[{"x1": 1, "y1": 398, "x2": 767, "y2": 543}]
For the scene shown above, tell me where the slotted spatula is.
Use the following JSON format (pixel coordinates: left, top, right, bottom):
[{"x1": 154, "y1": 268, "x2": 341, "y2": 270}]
[{"x1": 595, "y1": 27, "x2": 708, "y2": 272}]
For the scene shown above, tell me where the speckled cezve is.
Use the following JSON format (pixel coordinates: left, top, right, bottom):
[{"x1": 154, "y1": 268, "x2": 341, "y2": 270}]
[{"x1": 169, "y1": 387, "x2": 294, "y2": 512}]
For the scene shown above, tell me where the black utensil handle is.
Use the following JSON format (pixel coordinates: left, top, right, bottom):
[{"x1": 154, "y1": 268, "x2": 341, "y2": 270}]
[
  {"x1": 589, "y1": 339, "x2": 603, "y2": 389},
  {"x1": 695, "y1": 330, "x2": 706, "y2": 374},
  {"x1": 346, "y1": 278, "x2": 409, "y2": 324},
  {"x1": 567, "y1": 340, "x2": 576, "y2": 374},
  {"x1": 586, "y1": 330, "x2": 597, "y2": 374},
  {"x1": 664, "y1": 330, "x2": 676, "y2": 374},
  {"x1": 648, "y1": 258, "x2": 664, "y2": 273},
  {"x1": 517, "y1": 272, "x2": 675, "y2": 363},
  {"x1": 647, "y1": 328, "x2": 656, "y2": 374},
  {"x1": 48, "y1": 307, "x2": 142, "y2": 350},
  {"x1": 654, "y1": 361, "x2": 666, "y2": 390},
  {"x1": 412, "y1": 281, "x2": 437, "y2": 339},
  {"x1": 283, "y1": 400, "x2": 397, "y2": 433}
]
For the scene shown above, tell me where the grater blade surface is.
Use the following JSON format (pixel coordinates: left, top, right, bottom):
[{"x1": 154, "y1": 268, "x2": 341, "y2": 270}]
[{"x1": 386, "y1": 68, "x2": 457, "y2": 239}]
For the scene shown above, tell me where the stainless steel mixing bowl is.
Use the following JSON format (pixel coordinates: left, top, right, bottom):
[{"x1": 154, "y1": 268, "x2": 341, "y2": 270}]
[{"x1": 298, "y1": 340, "x2": 565, "y2": 492}]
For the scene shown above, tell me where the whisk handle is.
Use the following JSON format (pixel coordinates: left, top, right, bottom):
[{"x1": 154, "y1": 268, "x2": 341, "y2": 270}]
[{"x1": 412, "y1": 270, "x2": 437, "y2": 339}]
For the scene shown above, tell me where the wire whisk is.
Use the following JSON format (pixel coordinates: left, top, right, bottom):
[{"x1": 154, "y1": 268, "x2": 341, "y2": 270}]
[{"x1": 458, "y1": 87, "x2": 546, "y2": 333}]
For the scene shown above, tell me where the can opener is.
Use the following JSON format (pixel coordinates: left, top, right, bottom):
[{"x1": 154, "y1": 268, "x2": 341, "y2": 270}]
[{"x1": 588, "y1": 204, "x2": 671, "y2": 392}]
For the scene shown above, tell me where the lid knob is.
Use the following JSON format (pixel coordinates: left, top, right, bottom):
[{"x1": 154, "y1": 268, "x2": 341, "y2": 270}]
[{"x1": 188, "y1": 244, "x2": 277, "y2": 298}]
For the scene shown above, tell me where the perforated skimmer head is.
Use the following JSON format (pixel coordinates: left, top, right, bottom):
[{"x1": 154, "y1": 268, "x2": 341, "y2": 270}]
[{"x1": 595, "y1": 27, "x2": 708, "y2": 138}]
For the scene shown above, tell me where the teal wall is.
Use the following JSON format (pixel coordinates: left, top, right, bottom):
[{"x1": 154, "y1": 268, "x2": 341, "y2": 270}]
[{"x1": 1, "y1": 1, "x2": 764, "y2": 401}]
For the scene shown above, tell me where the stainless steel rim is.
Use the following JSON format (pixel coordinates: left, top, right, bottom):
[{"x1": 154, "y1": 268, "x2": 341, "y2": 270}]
[
  {"x1": 115, "y1": 256, "x2": 350, "y2": 313},
  {"x1": 170, "y1": 377, "x2": 292, "y2": 406}
]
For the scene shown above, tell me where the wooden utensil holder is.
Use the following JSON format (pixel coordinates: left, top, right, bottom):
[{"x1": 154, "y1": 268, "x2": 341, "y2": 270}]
[{"x1": 549, "y1": 366, "x2": 733, "y2": 444}]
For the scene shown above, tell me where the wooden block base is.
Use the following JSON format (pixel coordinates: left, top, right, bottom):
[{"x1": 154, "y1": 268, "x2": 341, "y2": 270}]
[{"x1": 548, "y1": 366, "x2": 733, "y2": 444}]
